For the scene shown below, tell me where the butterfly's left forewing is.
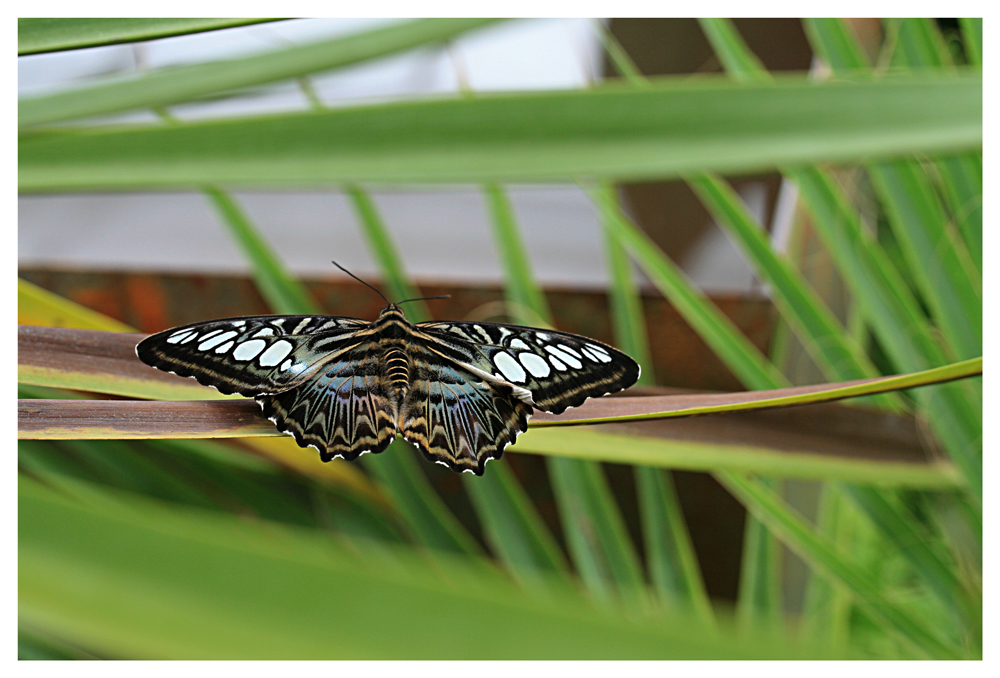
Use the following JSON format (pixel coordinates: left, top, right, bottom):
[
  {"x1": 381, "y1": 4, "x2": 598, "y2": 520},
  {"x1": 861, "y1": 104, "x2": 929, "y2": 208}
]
[
  {"x1": 136, "y1": 315, "x2": 370, "y2": 396},
  {"x1": 416, "y1": 320, "x2": 640, "y2": 414}
]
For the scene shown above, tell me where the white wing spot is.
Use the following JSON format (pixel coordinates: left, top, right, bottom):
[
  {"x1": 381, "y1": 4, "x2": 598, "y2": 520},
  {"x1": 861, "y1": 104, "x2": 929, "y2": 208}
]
[
  {"x1": 232, "y1": 320, "x2": 246, "y2": 327},
  {"x1": 214, "y1": 340, "x2": 235, "y2": 354},
  {"x1": 545, "y1": 345, "x2": 582, "y2": 369},
  {"x1": 233, "y1": 339, "x2": 267, "y2": 361},
  {"x1": 259, "y1": 340, "x2": 294, "y2": 367},
  {"x1": 197, "y1": 328, "x2": 224, "y2": 341},
  {"x1": 280, "y1": 358, "x2": 293, "y2": 371},
  {"x1": 497, "y1": 326, "x2": 513, "y2": 341},
  {"x1": 493, "y1": 352, "x2": 527, "y2": 383},
  {"x1": 536, "y1": 332, "x2": 551, "y2": 341},
  {"x1": 557, "y1": 344, "x2": 582, "y2": 359},
  {"x1": 449, "y1": 326, "x2": 472, "y2": 340},
  {"x1": 180, "y1": 332, "x2": 199, "y2": 344},
  {"x1": 475, "y1": 325, "x2": 493, "y2": 343},
  {"x1": 518, "y1": 352, "x2": 551, "y2": 378},
  {"x1": 586, "y1": 344, "x2": 613, "y2": 363},
  {"x1": 291, "y1": 318, "x2": 312, "y2": 334},
  {"x1": 198, "y1": 330, "x2": 237, "y2": 351},
  {"x1": 509, "y1": 338, "x2": 531, "y2": 351},
  {"x1": 588, "y1": 343, "x2": 610, "y2": 356},
  {"x1": 252, "y1": 327, "x2": 275, "y2": 338},
  {"x1": 166, "y1": 330, "x2": 194, "y2": 344}
]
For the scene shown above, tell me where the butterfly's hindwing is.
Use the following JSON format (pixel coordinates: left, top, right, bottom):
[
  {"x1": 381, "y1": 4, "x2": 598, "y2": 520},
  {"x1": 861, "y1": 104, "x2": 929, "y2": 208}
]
[
  {"x1": 399, "y1": 340, "x2": 532, "y2": 475},
  {"x1": 135, "y1": 315, "x2": 370, "y2": 396},
  {"x1": 256, "y1": 337, "x2": 397, "y2": 461},
  {"x1": 416, "y1": 321, "x2": 640, "y2": 414}
]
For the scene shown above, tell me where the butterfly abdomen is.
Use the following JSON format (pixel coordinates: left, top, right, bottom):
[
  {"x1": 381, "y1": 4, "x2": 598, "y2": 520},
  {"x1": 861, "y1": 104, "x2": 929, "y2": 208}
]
[{"x1": 382, "y1": 346, "x2": 410, "y2": 397}]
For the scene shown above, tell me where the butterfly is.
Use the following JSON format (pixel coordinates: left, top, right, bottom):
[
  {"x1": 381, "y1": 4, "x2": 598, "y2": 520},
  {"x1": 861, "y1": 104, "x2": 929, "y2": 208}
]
[{"x1": 136, "y1": 280, "x2": 640, "y2": 475}]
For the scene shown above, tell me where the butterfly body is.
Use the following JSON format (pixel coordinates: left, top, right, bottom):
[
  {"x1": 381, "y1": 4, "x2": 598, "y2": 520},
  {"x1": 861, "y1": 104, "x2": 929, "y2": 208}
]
[{"x1": 137, "y1": 304, "x2": 639, "y2": 475}]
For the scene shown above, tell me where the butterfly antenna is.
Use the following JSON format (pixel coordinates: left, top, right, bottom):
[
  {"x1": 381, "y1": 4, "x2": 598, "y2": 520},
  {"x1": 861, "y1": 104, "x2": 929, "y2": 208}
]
[
  {"x1": 397, "y1": 294, "x2": 451, "y2": 306},
  {"x1": 331, "y1": 261, "x2": 390, "y2": 305}
]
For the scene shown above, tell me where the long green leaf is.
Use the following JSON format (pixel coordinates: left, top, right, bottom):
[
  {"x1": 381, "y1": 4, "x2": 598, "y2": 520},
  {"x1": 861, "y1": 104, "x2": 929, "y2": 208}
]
[
  {"x1": 19, "y1": 19, "x2": 504, "y2": 126},
  {"x1": 702, "y1": 18, "x2": 980, "y2": 498},
  {"x1": 204, "y1": 187, "x2": 321, "y2": 315},
  {"x1": 884, "y1": 19, "x2": 983, "y2": 273},
  {"x1": 18, "y1": 18, "x2": 283, "y2": 55},
  {"x1": 715, "y1": 472, "x2": 967, "y2": 659},
  {"x1": 798, "y1": 484, "x2": 853, "y2": 650},
  {"x1": 22, "y1": 475, "x2": 848, "y2": 659},
  {"x1": 19, "y1": 73, "x2": 982, "y2": 190},
  {"x1": 593, "y1": 186, "x2": 787, "y2": 391},
  {"x1": 866, "y1": 159, "x2": 981, "y2": 359},
  {"x1": 804, "y1": 19, "x2": 982, "y2": 360},
  {"x1": 593, "y1": 180, "x2": 713, "y2": 623},
  {"x1": 686, "y1": 172, "x2": 898, "y2": 402},
  {"x1": 346, "y1": 186, "x2": 428, "y2": 318},
  {"x1": 484, "y1": 183, "x2": 648, "y2": 608},
  {"x1": 958, "y1": 18, "x2": 982, "y2": 67},
  {"x1": 842, "y1": 485, "x2": 977, "y2": 628}
]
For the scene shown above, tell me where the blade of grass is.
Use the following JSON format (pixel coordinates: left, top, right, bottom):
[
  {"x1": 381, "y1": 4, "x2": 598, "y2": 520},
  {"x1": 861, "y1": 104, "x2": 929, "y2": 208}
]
[
  {"x1": 701, "y1": 18, "x2": 981, "y2": 500},
  {"x1": 841, "y1": 485, "x2": 977, "y2": 626},
  {"x1": 882, "y1": 18, "x2": 983, "y2": 272},
  {"x1": 19, "y1": 72, "x2": 983, "y2": 190},
  {"x1": 715, "y1": 472, "x2": 967, "y2": 659},
  {"x1": 19, "y1": 474, "x2": 852, "y2": 659},
  {"x1": 482, "y1": 184, "x2": 552, "y2": 322},
  {"x1": 18, "y1": 278, "x2": 135, "y2": 332},
  {"x1": 892, "y1": 18, "x2": 954, "y2": 69},
  {"x1": 686, "y1": 172, "x2": 901, "y2": 408},
  {"x1": 804, "y1": 19, "x2": 982, "y2": 359},
  {"x1": 484, "y1": 182, "x2": 649, "y2": 608},
  {"x1": 596, "y1": 181, "x2": 714, "y2": 625},
  {"x1": 18, "y1": 18, "x2": 284, "y2": 55},
  {"x1": 958, "y1": 18, "x2": 982, "y2": 67},
  {"x1": 464, "y1": 469, "x2": 572, "y2": 584},
  {"x1": 865, "y1": 159, "x2": 981, "y2": 359},
  {"x1": 798, "y1": 484, "x2": 854, "y2": 651},
  {"x1": 736, "y1": 477, "x2": 784, "y2": 631},
  {"x1": 19, "y1": 19, "x2": 504, "y2": 126},
  {"x1": 203, "y1": 187, "x2": 321, "y2": 315},
  {"x1": 346, "y1": 186, "x2": 428, "y2": 318},
  {"x1": 592, "y1": 185, "x2": 787, "y2": 392}
]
